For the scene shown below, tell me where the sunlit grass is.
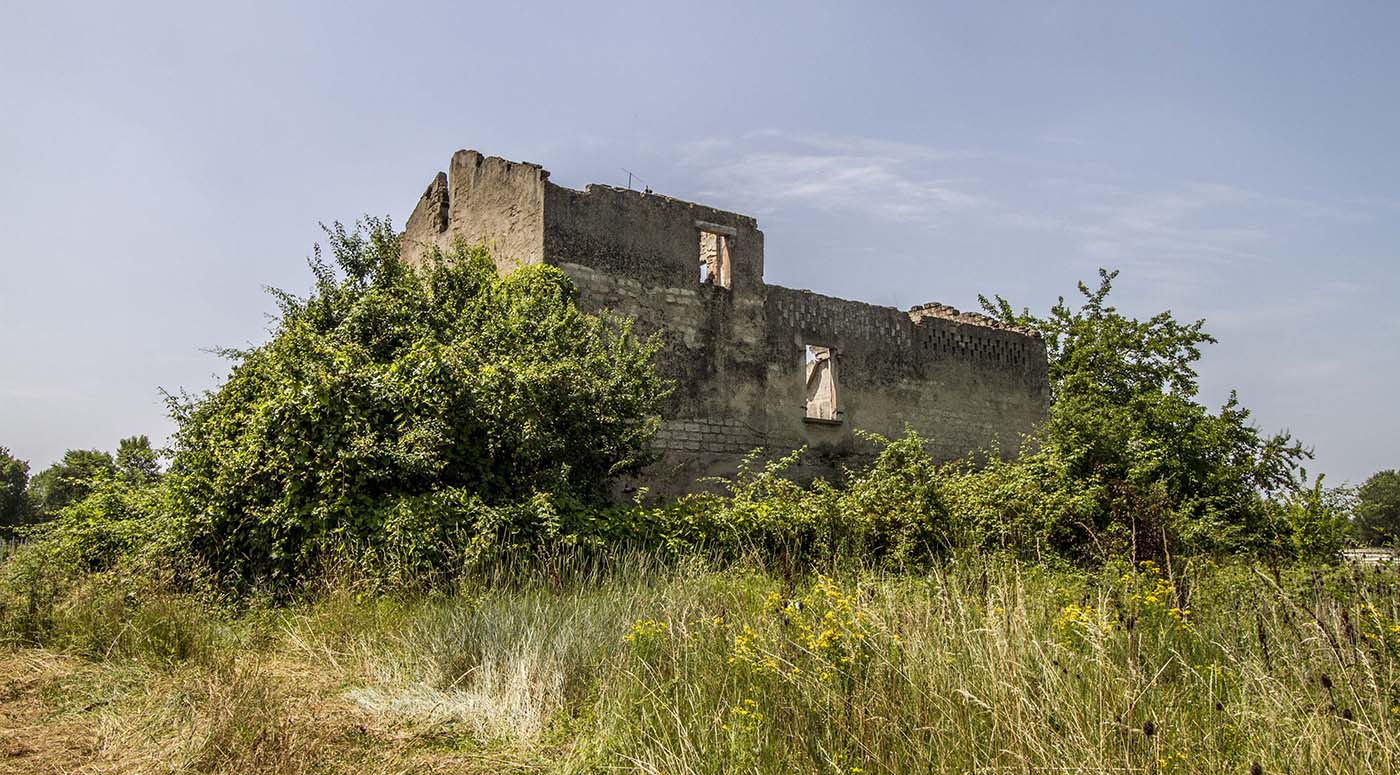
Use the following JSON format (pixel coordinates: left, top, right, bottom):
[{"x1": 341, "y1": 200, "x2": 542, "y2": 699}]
[{"x1": 3, "y1": 553, "x2": 1399, "y2": 773}]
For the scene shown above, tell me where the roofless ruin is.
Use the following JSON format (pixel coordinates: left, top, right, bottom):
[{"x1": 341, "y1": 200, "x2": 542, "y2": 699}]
[{"x1": 402, "y1": 150, "x2": 1050, "y2": 497}]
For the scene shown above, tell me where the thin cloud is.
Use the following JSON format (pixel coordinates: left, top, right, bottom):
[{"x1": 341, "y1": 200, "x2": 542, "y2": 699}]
[
  {"x1": 678, "y1": 129, "x2": 1384, "y2": 295},
  {"x1": 681, "y1": 132, "x2": 992, "y2": 225}
]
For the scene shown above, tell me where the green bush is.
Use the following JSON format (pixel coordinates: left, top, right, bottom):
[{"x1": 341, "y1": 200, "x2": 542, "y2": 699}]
[
  {"x1": 161, "y1": 220, "x2": 666, "y2": 589},
  {"x1": 613, "y1": 434, "x2": 958, "y2": 570},
  {"x1": 1354, "y1": 470, "x2": 1400, "y2": 546},
  {"x1": 980, "y1": 269, "x2": 1344, "y2": 561},
  {"x1": 4, "y1": 250, "x2": 1351, "y2": 610}
]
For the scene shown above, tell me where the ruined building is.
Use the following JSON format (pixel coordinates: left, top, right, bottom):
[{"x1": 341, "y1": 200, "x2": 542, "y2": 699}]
[{"x1": 402, "y1": 150, "x2": 1050, "y2": 497}]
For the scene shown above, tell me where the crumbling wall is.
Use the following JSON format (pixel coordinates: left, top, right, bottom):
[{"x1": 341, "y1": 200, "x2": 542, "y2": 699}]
[
  {"x1": 542, "y1": 182, "x2": 763, "y2": 291},
  {"x1": 760, "y1": 288, "x2": 1049, "y2": 468},
  {"x1": 401, "y1": 150, "x2": 548, "y2": 272},
  {"x1": 554, "y1": 252, "x2": 774, "y2": 495},
  {"x1": 540, "y1": 183, "x2": 773, "y2": 480},
  {"x1": 400, "y1": 150, "x2": 1051, "y2": 498}
]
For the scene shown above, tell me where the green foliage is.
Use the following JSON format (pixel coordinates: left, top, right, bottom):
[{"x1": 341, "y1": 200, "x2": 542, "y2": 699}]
[
  {"x1": 164, "y1": 219, "x2": 667, "y2": 589},
  {"x1": 25, "y1": 447, "x2": 118, "y2": 520},
  {"x1": 939, "y1": 443, "x2": 1102, "y2": 559},
  {"x1": 609, "y1": 436, "x2": 954, "y2": 571},
  {"x1": 0, "y1": 446, "x2": 28, "y2": 539},
  {"x1": 6, "y1": 252, "x2": 1346, "y2": 599},
  {"x1": 981, "y1": 268, "x2": 1216, "y2": 402},
  {"x1": 836, "y1": 431, "x2": 951, "y2": 561},
  {"x1": 1280, "y1": 476, "x2": 1351, "y2": 560},
  {"x1": 1354, "y1": 470, "x2": 1400, "y2": 546},
  {"x1": 11, "y1": 438, "x2": 161, "y2": 537},
  {"x1": 116, "y1": 434, "x2": 162, "y2": 484},
  {"x1": 33, "y1": 472, "x2": 177, "y2": 572},
  {"x1": 980, "y1": 268, "x2": 1338, "y2": 561}
]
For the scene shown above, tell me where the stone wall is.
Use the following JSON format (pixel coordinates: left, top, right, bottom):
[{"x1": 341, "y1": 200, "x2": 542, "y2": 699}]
[
  {"x1": 401, "y1": 150, "x2": 548, "y2": 272},
  {"x1": 402, "y1": 149, "x2": 1051, "y2": 498},
  {"x1": 543, "y1": 181, "x2": 764, "y2": 292},
  {"x1": 761, "y1": 288, "x2": 1048, "y2": 467}
]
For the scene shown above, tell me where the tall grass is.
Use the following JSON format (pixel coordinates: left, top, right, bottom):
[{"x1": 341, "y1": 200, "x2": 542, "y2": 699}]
[
  {"x1": 268, "y1": 554, "x2": 1400, "y2": 773},
  {"x1": 3, "y1": 550, "x2": 1399, "y2": 773},
  {"x1": 577, "y1": 559, "x2": 1400, "y2": 773}
]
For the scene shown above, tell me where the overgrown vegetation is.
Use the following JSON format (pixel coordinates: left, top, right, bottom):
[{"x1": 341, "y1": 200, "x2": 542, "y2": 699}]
[
  {"x1": 3, "y1": 230, "x2": 1352, "y2": 595},
  {"x1": 1355, "y1": 471, "x2": 1400, "y2": 547},
  {"x1": 3, "y1": 555, "x2": 1399, "y2": 773},
  {"x1": 1, "y1": 219, "x2": 1392, "y2": 772},
  {"x1": 978, "y1": 269, "x2": 1339, "y2": 562},
  {"x1": 166, "y1": 221, "x2": 667, "y2": 589}
]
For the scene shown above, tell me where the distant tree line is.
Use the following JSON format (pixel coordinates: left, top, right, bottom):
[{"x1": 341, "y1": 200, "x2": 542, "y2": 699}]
[
  {"x1": 0, "y1": 436, "x2": 160, "y2": 539},
  {"x1": 1352, "y1": 470, "x2": 1400, "y2": 547}
]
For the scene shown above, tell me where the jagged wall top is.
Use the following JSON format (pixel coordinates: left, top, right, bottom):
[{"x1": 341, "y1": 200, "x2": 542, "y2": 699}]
[
  {"x1": 403, "y1": 149, "x2": 1037, "y2": 340},
  {"x1": 907, "y1": 302, "x2": 1042, "y2": 338}
]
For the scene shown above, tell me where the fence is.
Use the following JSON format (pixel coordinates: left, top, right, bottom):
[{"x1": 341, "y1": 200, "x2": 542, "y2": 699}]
[{"x1": 1343, "y1": 547, "x2": 1399, "y2": 565}]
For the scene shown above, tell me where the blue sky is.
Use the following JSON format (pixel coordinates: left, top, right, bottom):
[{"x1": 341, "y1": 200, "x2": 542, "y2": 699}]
[{"x1": 2, "y1": 1, "x2": 1397, "y2": 483}]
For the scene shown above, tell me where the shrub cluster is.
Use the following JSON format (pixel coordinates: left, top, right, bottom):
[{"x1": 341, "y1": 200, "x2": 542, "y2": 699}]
[
  {"x1": 0, "y1": 227, "x2": 1352, "y2": 608},
  {"x1": 583, "y1": 431, "x2": 1345, "y2": 573},
  {"x1": 153, "y1": 221, "x2": 667, "y2": 590}
]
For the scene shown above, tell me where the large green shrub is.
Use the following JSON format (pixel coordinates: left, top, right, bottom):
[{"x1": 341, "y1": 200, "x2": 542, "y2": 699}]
[
  {"x1": 163, "y1": 220, "x2": 666, "y2": 588},
  {"x1": 980, "y1": 269, "x2": 1342, "y2": 561}
]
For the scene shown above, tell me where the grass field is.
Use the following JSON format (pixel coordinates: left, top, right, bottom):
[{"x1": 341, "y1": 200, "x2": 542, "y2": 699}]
[{"x1": 3, "y1": 554, "x2": 1399, "y2": 774}]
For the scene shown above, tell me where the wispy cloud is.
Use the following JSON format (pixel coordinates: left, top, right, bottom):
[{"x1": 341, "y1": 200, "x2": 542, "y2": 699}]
[
  {"x1": 681, "y1": 131, "x2": 992, "y2": 224},
  {"x1": 678, "y1": 129, "x2": 1379, "y2": 292}
]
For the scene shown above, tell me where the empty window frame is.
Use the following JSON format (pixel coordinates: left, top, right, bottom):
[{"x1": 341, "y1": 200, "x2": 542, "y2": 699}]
[
  {"x1": 804, "y1": 344, "x2": 841, "y2": 422},
  {"x1": 696, "y1": 222, "x2": 734, "y2": 288}
]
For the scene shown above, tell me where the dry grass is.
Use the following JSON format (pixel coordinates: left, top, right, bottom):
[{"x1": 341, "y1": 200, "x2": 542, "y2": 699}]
[
  {"x1": 3, "y1": 556, "x2": 1400, "y2": 773},
  {"x1": 0, "y1": 646, "x2": 528, "y2": 773},
  {"x1": 1, "y1": 651, "x2": 109, "y2": 772}
]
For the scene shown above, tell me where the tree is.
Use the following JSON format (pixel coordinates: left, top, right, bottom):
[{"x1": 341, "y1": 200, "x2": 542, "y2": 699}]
[
  {"x1": 980, "y1": 269, "x2": 1328, "y2": 560},
  {"x1": 115, "y1": 435, "x2": 161, "y2": 484},
  {"x1": 0, "y1": 447, "x2": 29, "y2": 538},
  {"x1": 25, "y1": 449, "x2": 117, "y2": 520},
  {"x1": 1353, "y1": 470, "x2": 1400, "y2": 547},
  {"x1": 165, "y1": 218, "x2": 667, "y2": 587}
]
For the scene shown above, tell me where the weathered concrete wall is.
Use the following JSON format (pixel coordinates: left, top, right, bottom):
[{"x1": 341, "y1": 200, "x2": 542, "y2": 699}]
[
  {"x1": 763, "y1": 288, "x2": 1050, "y2": 464},
  {"x1": 543, "y1": 182, "x2": 763, "y2": 292},
  {"x1": 402, "y1": 149, "x2": 1051, "y2": 498},
  {"x1": 402, "y1": 150, "x2": 547, "y2": 273}
]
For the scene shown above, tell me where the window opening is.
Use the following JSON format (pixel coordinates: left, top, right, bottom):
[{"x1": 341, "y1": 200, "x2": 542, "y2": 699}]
[
  {"x1": 698, "y1": 229, "x2": 732, "y2": 288},
  {"x1": 804, "y1": 345, "x2": 840, "y2": 423}
]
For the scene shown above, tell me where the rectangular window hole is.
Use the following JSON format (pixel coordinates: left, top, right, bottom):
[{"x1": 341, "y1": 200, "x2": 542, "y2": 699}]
[
  {"x1": 699, "y1": 229, "x2": 732, "y2": 288},
  {"x1": 803, "y1": 344, "x2": 841, "y2": 423}
]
